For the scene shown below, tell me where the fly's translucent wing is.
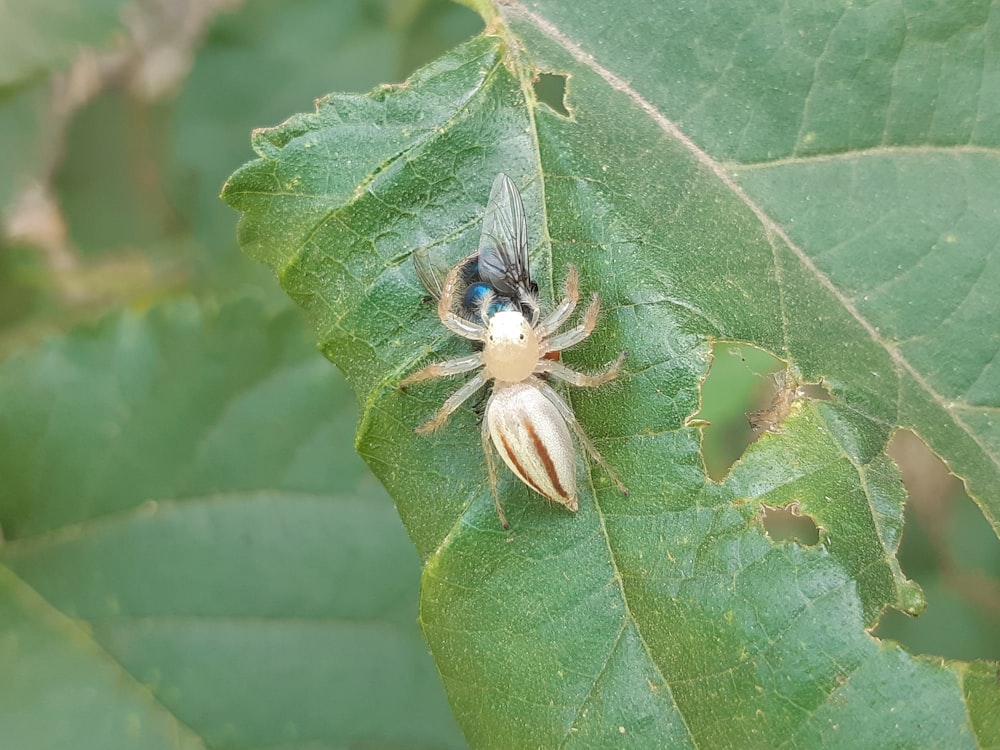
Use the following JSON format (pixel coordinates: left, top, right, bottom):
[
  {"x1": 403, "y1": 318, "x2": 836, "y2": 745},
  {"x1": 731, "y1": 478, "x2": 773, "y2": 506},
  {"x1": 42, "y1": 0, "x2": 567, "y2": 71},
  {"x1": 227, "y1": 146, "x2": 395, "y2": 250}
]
[
  {"x1": 478, "y1": 173, "x2": 533, "y2": 299},
  {"x1": 412, "y1": 246, "x2": 448, "y2": 300},
  {"x1": 414, "y1": 247, "x2": 480, "y2": 300}
]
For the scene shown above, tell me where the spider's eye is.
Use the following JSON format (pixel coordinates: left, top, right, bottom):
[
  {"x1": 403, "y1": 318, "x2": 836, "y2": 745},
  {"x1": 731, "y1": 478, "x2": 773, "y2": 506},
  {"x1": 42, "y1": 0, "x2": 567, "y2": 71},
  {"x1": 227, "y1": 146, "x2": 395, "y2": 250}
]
[{"x1": 519, "y1": 333, "x2": 524, "y2": 340}]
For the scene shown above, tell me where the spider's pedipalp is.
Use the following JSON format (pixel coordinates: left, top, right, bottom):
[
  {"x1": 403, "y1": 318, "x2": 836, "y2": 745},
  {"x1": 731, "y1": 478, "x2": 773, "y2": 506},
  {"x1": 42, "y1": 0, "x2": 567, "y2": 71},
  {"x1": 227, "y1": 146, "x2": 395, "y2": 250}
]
[{"x1": 438, "y1": 251, "x2": 486, "y2": 341}]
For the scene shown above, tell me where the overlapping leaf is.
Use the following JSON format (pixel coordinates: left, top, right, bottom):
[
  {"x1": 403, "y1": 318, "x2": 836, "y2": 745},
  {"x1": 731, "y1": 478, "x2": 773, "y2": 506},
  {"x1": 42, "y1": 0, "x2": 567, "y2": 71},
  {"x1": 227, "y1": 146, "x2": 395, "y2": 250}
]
[{"x1": 0, "y1": 300, "x2": 462, "y2": 749}]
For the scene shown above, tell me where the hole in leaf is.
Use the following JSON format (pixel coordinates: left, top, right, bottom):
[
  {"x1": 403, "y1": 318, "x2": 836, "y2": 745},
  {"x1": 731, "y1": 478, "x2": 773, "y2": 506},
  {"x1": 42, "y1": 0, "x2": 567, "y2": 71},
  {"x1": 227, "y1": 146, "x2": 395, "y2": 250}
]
[
  {"x1": 875, "y1": 430, "x2": 1000, "y2": 661},
  {"x1": 698, "y1": 344, "x2": 829, "y2": 480},
  {"x1": 533, "y1": 73, "x2": 569, "y2": 116},
  {"x1": 696, "y1": 343, "x2": 785, "y2": 480},
  {"x1": 761, "y1": 502, "x2": 821, "y2": 546}
]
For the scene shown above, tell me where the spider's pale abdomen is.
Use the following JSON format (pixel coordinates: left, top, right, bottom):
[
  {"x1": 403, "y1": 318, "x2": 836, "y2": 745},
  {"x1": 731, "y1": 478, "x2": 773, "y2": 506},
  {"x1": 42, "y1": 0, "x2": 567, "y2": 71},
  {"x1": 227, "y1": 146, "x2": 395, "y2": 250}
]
[{"x1": 486, "y1": 381, "x2": 578, "y2": 511}]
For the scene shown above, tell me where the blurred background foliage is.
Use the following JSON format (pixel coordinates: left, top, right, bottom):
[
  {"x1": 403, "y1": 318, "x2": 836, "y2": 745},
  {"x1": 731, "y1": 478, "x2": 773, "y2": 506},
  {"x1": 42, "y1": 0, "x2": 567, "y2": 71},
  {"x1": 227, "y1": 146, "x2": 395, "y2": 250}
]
[{"x1": 1, "y1": 0, "x2": 998, "y2": 742}]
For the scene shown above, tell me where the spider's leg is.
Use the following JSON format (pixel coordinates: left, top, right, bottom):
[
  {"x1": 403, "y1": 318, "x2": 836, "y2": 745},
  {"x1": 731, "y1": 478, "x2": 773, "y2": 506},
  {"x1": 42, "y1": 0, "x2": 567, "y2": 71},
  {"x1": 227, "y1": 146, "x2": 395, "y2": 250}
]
[
  {"x1": 415, "y1": 371, "x2": 489, "y2": 433},
  {"x1": 542, "y1": 292, "x2": 600, "y2": 353},
  {"x1": 537, "y1": 265, "x2": 579, "y2": 337},
  {"x1": 400, "y1": 352, "x2": 484, "y2": 387},
  {"x1": 537, "y1": 380, "x2": 628, "y2": 495},
  {"x1": 480, "y1": 411, "x2": 509, "y2": 529},
  {"x1": 534, "y1": 350, "x2": 626, "y2": 387},
  {"x1": 439, "y1": 251, "x2": 485, "y2": 341}
]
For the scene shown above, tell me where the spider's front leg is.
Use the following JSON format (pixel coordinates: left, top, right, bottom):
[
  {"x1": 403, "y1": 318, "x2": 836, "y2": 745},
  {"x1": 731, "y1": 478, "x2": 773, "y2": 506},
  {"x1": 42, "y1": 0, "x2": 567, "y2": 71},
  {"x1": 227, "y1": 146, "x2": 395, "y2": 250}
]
[
  {"x1": 537, "y1": 265, "x2": 580, "y2": 337},
  {"x1": 542, "y1": 292, "x2": 601, "y2": 354}
]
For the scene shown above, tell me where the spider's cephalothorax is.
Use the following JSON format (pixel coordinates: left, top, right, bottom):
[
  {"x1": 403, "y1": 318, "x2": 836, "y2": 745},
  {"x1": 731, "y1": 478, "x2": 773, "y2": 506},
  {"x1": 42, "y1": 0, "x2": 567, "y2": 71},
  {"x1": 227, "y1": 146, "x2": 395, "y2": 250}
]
[{"x1": 402, "y1": 174, "x2": 627, "y2": 529}]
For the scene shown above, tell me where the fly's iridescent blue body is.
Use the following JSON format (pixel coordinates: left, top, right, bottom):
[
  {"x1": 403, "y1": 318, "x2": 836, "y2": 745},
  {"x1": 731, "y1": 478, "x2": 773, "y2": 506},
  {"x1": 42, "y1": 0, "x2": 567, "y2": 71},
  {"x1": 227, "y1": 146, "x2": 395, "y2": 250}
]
[{"x1": 463, "y1": 280, "x2": 507, "y2": 319}]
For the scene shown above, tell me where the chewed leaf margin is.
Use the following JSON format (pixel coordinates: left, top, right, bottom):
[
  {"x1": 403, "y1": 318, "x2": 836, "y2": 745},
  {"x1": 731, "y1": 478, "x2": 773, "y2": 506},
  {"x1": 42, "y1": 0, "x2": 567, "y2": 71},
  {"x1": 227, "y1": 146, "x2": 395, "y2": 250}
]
[{"x1": 222, "y1": 24, "x2": 1000, "y2": 749}]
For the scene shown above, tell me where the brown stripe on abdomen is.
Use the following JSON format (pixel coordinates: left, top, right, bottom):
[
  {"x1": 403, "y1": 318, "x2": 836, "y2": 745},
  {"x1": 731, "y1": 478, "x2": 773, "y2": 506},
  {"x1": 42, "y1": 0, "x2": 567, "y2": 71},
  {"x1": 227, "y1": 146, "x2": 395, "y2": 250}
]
[
  {"x1": 498, "y1": 432, "x2": 547, "y2": 497},
  {"x1": 525, "y1": 421, "x2": 568, "y2": 500}
]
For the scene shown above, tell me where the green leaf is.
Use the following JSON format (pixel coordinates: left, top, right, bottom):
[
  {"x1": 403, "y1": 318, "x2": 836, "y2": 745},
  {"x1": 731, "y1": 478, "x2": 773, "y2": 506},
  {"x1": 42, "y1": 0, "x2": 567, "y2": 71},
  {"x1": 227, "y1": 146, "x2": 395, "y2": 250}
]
[
  {"x1": 222, "y1": 4, "x2": 1000, "y2": 747},
  {"x1": 0, "y1": 299, "x2": 463, "y2": 749}
]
